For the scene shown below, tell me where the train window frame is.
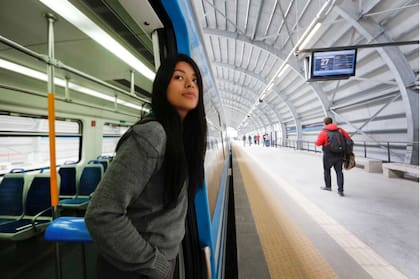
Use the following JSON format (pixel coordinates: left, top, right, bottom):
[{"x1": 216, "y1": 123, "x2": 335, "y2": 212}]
[
  {"x1": 0, "y1": 113, "x2": 82, "y2": 175},
  {"x1": 102, "y1": 123, "x2": 130, "y2": 156}
]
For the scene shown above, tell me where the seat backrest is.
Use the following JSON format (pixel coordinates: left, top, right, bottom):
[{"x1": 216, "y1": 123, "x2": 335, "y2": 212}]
[
  {"x1": 78, "y1": 164, "x2": 103, "y2": 195},
  {"x1": 25, "y1": 174, "x2": 52, "y2": 217},
  {"x1": 0, "y1": 173, "x2": 25, "y2": 216},
  {"x1": 98, "y1": 159, "x2": 109, "y2": 172},
  {"x1": 97, "y1": 155, "x2": 113, "y2": 162},
  {"x1": 58, "y1": 166, "x2": 77, "y2": 196},
  {"x1": 89, "y1": 159, "x2": 108, "y2": 173}
]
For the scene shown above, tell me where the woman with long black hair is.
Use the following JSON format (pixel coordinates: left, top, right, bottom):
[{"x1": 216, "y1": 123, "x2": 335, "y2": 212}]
[{"x1": 85, "y1": 53, "x2": 207, "y2": 279}]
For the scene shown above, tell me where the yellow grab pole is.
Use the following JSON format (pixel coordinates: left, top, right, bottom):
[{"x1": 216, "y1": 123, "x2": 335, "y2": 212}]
[
  {"x1": 48, "y1": 92, "x2": 58, "y2": 207},
  {"x1": 46, "y1": 13, "x2": 62, "y2": 279},
  {"x1": 46, "y1": 13, "x2": 59, "y2": 214}
]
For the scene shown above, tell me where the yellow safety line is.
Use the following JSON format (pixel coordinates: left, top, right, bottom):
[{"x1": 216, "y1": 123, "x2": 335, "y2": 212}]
[
  {"x1": 234, "y1": 147, "x2": 337, "y2": 279},
  {"x1": 242, "y1": 146, "x2": 409, "y2": 279}
]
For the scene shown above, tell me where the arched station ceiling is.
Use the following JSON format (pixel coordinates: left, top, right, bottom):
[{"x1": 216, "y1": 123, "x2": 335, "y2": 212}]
[
  {"x1": 0, "y1": 0, "x2": 417, "y2": 163},
  {"x1": 190, "y1": 0, "x2": 419, "y2": 163}
]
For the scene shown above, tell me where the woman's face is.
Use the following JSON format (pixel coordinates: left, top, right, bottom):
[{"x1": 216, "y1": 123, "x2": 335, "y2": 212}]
[{"x1": 166, "y1": 61, "x2": 199, "y2": 120}]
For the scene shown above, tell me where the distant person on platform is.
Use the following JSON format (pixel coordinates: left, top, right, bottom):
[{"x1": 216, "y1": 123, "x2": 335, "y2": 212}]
[
  {"x1": 242, "y1": 135, "x2": 246, "y2": 146},
  {"x1": 315, "y1": 117, "x2": 351, "y2": 196},
  {"x1": 263, "y1": 133, "x2": 269, "y2": 147}
]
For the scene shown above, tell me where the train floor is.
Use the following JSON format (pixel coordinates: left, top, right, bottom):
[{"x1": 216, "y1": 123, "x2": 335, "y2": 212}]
[
  {"x1": 232, "y1": 142, "x2": 418, "y2": 279},
  {"x1": 0, "y1": 234, "x2": 97, "y2": 279}
]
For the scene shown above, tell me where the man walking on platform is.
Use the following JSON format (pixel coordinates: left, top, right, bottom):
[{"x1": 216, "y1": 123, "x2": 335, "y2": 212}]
[{"x1": 315, "y1": 117, "x2": 351, "y2": 196}]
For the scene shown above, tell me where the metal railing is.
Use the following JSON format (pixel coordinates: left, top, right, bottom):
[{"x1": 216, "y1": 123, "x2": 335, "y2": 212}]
[{"x1": 270, "y1": 139, "x2": 419, "y2": 165}]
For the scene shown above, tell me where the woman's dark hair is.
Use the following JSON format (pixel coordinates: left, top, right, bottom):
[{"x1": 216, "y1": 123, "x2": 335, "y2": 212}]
[{"x1": 152, "y1": 53, "x2": 207, "y2": 206}]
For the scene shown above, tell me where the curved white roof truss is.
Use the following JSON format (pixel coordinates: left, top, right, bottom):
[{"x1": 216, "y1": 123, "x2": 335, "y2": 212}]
[{"x1": 191, "y1": 0, "x2": 419, "y2": 163}]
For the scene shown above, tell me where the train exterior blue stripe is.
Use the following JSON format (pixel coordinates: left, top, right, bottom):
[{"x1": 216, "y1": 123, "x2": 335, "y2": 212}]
[
  {"x1": 212, "y1": 157, "x2": 230, "y2": 279},
  {"x1": 211, "y1": 157, "x2": 230, "y2": 274},
  {"x1": 160, "y1": 0, "x2": 219, "y2": 277},
  {"x1": 159, "y1": 0, "x2": 189, "y2": 55}
]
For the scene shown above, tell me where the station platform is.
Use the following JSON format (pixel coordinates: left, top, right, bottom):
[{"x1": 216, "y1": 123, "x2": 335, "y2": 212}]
[{"x1": 232, "y1": 142, "x2": 418, "y2": 279}]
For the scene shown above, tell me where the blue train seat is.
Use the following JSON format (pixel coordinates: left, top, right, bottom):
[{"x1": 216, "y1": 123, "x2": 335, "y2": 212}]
[
  {"x1": 98, "y1": 159, "x2": 109, "y2": 172},
  {"x1": 58, "y1": 165, "x2": 78, "y2": 198},
  {"x1": 78, "y1": 163, "x2": 103, "y2": 196},
  {"x1": 59, "y1": 163, "x2": 103, "y2": 210},
  {"x1": 45, "y1": 217, "x2": 93, "y2": 278},
  {"x1": 97, "y1": 155, "x2": 113, "y2": 163},
  {"x1": 90, "y1": 159, "x2": 109, "y2": 172},
  {"x1": 0, "y1": 173, "x2": 53, "y2": 241},
  {"x1": 0, "y1": 172, "x2": 25, "y2": 224},
  {"x1": 45, "y1": 217, "x2": 92, "y2": 243}
]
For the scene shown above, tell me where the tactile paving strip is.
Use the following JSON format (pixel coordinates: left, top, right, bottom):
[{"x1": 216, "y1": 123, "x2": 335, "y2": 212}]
[{"x1": 234, "y1": 147, "x2": 337, "y2": 279}]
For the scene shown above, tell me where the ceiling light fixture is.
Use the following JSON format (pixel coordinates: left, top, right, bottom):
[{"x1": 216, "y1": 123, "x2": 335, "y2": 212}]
[
  {"x1": 39, "y1": 0, "x2": 155, "y2": 81},
  {"x1": 276, "y1": 65, "x2": 289, "y2": 79},
  {"x1": 298, "y1": 23, "x2": 322, "y2": 51},
  {"x1": 239, "y1": 0, "x2": 336, "y2": 130}
]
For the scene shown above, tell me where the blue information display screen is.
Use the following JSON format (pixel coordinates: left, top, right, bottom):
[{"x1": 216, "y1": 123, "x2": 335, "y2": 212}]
[{"x1": 311, "y1": 49, "x2": 357, "y2": 79}]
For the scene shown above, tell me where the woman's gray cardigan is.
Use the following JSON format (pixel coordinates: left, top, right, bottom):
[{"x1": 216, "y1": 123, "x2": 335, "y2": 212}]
[{"x1": 85, "y1": 121, "x2": 188, "y2": 278}]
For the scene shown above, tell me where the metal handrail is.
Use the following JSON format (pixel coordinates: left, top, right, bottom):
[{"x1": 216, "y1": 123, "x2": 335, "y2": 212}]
[
  {"x1": 272, "y1": 139, "x2": 419, "y2": 165},
  {"x1": 0, "y1": 34, "x2": 150, "y2": 104}
]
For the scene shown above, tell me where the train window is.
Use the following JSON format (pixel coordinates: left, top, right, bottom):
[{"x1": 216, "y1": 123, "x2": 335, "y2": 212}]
[
  {"x1": 0, "y1": 115, "x2": 81, "y2": 175},
  {"x1": 102, "y1": 123, "x2": 129, "y2": 156}
]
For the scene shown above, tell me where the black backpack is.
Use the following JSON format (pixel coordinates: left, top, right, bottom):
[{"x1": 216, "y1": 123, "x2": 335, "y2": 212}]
[
  {"x1": 344, "y1": 137, "x2": 354, "y2": 155},
  {"x1": 325, "y1": 129, "x2": 346, "y2": 153}
]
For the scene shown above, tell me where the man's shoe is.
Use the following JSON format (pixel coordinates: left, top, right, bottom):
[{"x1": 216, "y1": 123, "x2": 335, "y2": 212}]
[
  {"x1": 338, "y1": 191, "x2": 344, "y2": 197},
  {"x1": 320, "y1": 187, "x2": 331, "y2": 191}
]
